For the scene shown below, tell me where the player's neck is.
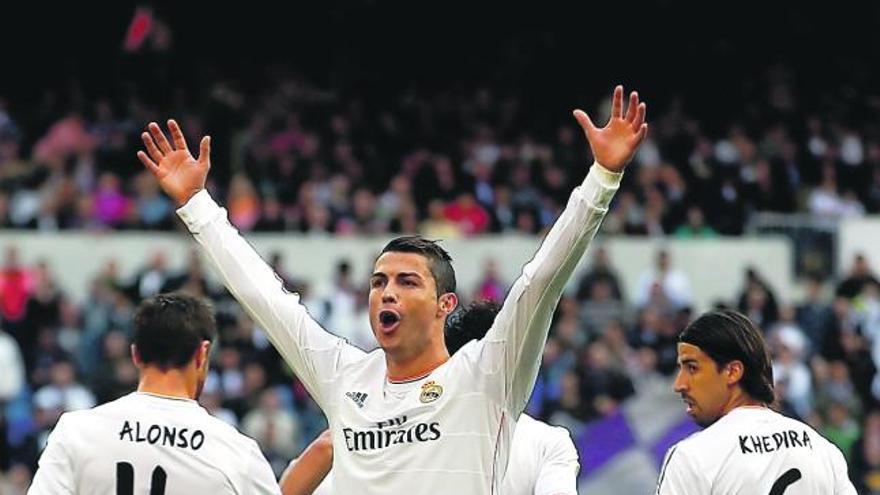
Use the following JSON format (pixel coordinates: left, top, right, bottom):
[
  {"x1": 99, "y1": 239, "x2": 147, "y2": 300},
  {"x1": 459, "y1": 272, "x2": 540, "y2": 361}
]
[
  {"x1": 138, "y1": 367, "x2": 197, "y2": 400},
  {"x1": 386, "y1": 345, "x2": 450, "y2": 383},
  {"x1": 722, "y1": 391, "x2": 766, "y2": 416}
]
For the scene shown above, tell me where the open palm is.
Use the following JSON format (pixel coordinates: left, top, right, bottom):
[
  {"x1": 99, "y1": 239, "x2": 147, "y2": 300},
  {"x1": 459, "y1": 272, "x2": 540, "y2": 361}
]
[
  {"x1": 137, "y1": 120, "x2": 211, "y2": 206},
  {"x1": 573, "y1": 85, "x2": 648, "y2": 172}
]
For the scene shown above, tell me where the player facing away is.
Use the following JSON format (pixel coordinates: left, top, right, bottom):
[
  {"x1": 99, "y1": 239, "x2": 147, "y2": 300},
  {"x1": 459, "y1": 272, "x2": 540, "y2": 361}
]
[
  {"x1": 28, "y1": 293, "x2": 281, "y2": 495},
  {"x1": 279, "y1": 301, "x2": 580, "y2": 495},
  {"x1": 137, "y1": 85, "x2": 647, "y2": 494},
  {"x1": 655, "y1": 309, "x2": 857, "y2": 495}
]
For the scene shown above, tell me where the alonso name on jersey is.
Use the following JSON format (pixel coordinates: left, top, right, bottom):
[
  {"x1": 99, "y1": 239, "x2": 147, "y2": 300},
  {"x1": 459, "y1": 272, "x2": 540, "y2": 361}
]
[{"x1": 117, "y1": 419, "x2": 206, "y2": 451}]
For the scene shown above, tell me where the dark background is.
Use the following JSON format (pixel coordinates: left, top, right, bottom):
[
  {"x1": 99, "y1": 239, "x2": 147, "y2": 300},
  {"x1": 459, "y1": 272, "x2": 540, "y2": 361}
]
[{"x1": 2, "y1": 1, "x2": 878, "y2": 130}]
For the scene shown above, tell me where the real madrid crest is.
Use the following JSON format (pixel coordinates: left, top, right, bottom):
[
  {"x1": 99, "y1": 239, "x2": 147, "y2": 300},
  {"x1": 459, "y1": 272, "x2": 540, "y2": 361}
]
[{"x1": 419, "y1": 380, "x2": 443, "y2": 403}]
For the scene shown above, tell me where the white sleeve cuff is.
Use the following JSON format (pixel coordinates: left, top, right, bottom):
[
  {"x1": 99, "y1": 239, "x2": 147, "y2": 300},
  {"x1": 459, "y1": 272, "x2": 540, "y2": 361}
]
[
  {"x1": 578, "y1": 161, "x2": 622, "y2": 209},
  {"x1": 175, "y1": 189, "x2": 224, "y2": 233}
]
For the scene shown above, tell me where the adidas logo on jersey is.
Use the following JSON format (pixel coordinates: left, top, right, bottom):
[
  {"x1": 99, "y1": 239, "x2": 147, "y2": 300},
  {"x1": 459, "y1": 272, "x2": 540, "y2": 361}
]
[{"x1": 346, "y1": 391, "x2": 368, "y2": 408}]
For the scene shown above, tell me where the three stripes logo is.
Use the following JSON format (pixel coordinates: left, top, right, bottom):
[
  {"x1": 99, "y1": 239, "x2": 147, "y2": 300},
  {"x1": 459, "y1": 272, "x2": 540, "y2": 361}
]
[{"x1": 346, "y1": 391, "x2": 368, "y2": 408}]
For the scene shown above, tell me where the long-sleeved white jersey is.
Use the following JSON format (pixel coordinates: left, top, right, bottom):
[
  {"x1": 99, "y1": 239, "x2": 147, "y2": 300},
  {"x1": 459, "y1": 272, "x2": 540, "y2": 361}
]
[
  {"x1": 28, "y1": 392, "x2": 280, "y2": 495},
  {"x1": 176, "y1": 164, "x2": 620, "y2": 494},
  {"x1": 308, "y1": 413, "x2": 580, "y2": 495},
  {"x1": 655, "y1": 407, "x2": 857, "y2": 495},
  {"x1": 502, "y1": 414, "x2": 580, "y2": 495}
]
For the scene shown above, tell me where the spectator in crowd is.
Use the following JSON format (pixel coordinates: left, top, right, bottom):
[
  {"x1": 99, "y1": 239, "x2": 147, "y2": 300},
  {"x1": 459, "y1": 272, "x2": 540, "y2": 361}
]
[
  {"x1": 576, "y1": 246, "x2": 624, "y2": 302},
  {"x1": 322, "y1": 260, "x2": 373, "y2": 350},
  {"x1": 0, "y1": 247, "x2": 34, "y2": 342},
  {"x1": 578, "y1": 341, "x2": 635, "y2": 418},
  {"x1": 737, "y1": 268, "x2": 780, "y2": 330},
  {"x1": 472, "y1": 258, "x2": 507, "y2": 303},
  {"x1": 851, "y1": 409, "x2": 880, "y2": 494},
  {"x1": 420, "y1": 199, "x2": 463, "y2": 239},
  {"x1": 32, "y1": 360, "x2": 95, "y2": 414},
  {"x1": 579, "y1": 279, "x2": 630, "y2": 338},
  {"x1": 635, "y1": 249, "x2": 693, "y2": 310},
  {"x1": 797, "y1": 273, "x2": 835, "y2": 351},
  {"x1": 90, "y1": 330, "x2": 138, "y2": 403},
  {"x1": 242, "y1": 388, "x2": 302, "y2": 476},
  {"x1": 769, "y1": 317, "x2": 812, "y2": 419},
  {"x1": 126, "y1": 250, "x2": 171, "y2": 301},
  {"x1": 0, "y1": 463, "x2": 31, "y2": 495},
  {"x1": 838, "y1": 253, "x2": 880, "y2": 300},
  {"x1": 0, "y1": 325, "x2": 24, "y2": 407},
  {"x1": 443, "y1": 193, "x2": 490, "y2": 235},
  {"x1": 823, "y1": 399, "x2": 862, "y2": 462},
  {"x1": 673, "y1": 205, "x2": 717, "y2": 239}
]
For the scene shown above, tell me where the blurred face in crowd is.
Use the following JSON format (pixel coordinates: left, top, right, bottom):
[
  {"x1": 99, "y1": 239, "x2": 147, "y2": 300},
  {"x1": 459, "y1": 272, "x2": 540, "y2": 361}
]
[
  {"x1": 369, "y1": 252, "x2": 456, "y2": 366},
  {"x1": 51, "y1": 361, "x2": 76, "y2": 387},
  {"x1": 674, "y1": 342, "x2": 744, "y2": 427},
  {"x1": 854, "y1": 256, "x2": 869, "y2": 276},
  {"x1": 656, "y1": 250, "x2": 670, "y2": 271}
]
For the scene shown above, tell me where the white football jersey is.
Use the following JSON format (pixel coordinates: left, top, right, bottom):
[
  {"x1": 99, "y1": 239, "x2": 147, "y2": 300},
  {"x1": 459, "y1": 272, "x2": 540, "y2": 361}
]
[
  {"x1": 28, "y1": 392, "x2": 280, "y2": 495},
  {"x1": 655, "y1": 407, "x2": 857, "y2": 495},
  {"x1": 503, "y1": 414, "x2": 579, "y2": 495},
  {"x1": 308, "y1": 414, "x2": 579, "y2": 495},
  {"x1": 176, "y1": 165, "x2": 619, "y2": 495}
]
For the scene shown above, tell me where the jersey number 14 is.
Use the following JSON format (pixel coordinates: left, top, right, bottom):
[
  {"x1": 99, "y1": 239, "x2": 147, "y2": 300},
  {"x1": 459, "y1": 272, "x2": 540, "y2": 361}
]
[{"x1": 116, "y1": 462, "x2": 166, "y2": 495}]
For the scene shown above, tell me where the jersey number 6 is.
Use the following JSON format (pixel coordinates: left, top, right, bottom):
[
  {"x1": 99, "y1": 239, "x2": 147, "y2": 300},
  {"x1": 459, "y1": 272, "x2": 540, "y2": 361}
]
[
  {"x1": 769, "y1": 468, "x2": 802, "y2": 495},
  {"x1": 116, "y1": 462, "x2": 167, "y2": 495}
]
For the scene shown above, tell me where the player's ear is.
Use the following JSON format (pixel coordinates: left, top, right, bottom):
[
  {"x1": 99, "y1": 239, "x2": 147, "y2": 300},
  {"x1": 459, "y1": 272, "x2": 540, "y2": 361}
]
[
  {"x1": 725, "y1": 360, "x2": 745, "y2": 386},
  {"x1": 437, "y1": 292, "x2": 458, "y2": 317},
  {"x1": 195, "y1": 341, "x2": 211, "y2": 370},
  {"x1": 131, "y1": 344, "x2": 143, "y2": 367}
]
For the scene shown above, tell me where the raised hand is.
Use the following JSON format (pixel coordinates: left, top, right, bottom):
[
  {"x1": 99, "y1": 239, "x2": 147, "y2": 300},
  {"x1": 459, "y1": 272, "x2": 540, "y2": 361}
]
[
  {"x1": 137, "y1": 120, "x2": 211, "y2": 206},
  {"x1": 573, "y1": 85, "x2": 648, "y2": 173}
]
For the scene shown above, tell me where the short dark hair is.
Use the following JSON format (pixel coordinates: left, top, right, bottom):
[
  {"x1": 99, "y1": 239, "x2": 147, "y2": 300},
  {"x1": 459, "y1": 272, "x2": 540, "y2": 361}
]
[
  {"x1": 445, "y1": 300, "x2": 501, "y2": 354},
  {"x1": 679, "y1": 309, "x2": 775, "y2": 404},
  {"x1": 133, "y1": 293, "x2": 216, "y2": 370},
  {"x1": 380, "y1": 236, "x2": 456, "y2": 295}
]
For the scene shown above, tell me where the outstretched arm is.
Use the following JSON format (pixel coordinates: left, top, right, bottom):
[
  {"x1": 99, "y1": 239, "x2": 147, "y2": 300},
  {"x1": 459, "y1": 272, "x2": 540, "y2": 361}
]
[
  {"x1": 280, "y1": 430, "x2": 333, "y2": 495},
  {"x1": 475, "y1": 86, "x2": 647, "y2": 414},
  {"x1": 137, "y1": 121, "x2": 365, "y2": 411}
]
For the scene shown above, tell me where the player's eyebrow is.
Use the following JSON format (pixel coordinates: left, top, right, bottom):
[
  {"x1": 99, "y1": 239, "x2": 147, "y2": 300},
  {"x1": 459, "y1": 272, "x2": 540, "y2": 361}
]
[
  {"x1": 397, "y1": 271, "x2": 423, "y2": 279},
  {"x1": 371, "y1": 271, "x2": 423, "y2": 279},
  {"x1": 679, "y1": 358, "x2": 699, "y2": 366}
]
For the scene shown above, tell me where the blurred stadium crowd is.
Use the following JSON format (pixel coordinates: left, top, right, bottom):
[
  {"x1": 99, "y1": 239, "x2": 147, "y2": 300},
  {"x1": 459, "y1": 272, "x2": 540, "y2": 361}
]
[{"x1": 1, "y1": 65, "x2": 879, "y2": 238}]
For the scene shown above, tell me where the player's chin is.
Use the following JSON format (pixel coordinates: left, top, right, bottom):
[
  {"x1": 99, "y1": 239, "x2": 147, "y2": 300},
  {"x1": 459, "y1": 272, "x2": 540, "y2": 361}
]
[
  {"x1": 684, "y1": 403, "x2": 704, "y2": 423},
  {"x1": 692, "y1": 411, "x2": 719, "y2": 428},
  {"x1": 374, "y1": 324, "x2": 402, "y2": 348}
]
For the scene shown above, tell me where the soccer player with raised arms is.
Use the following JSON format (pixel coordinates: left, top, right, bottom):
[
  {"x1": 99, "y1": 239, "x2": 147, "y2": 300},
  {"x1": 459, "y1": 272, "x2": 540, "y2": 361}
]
[
  {"x1": 656, "y1": 309, "x2": 857, "y2": 494},
  {"x1": 28, "y1": 293, "x2": 280, "y2": 495},
  {"x1": 279, "y1": 301, "x2": 580, "y2": 495},
  {"x1": 138, "y1": 85, "x2": 647, "y2": 494}
]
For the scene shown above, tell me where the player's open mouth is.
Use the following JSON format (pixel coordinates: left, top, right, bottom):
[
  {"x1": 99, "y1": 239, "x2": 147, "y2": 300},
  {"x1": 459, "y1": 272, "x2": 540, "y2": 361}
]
[
  {"x1": 682, "y1": 397, "x2": 695, "y2": 415},
  {"x1": 379, "y1": 310, "x2": 401, "y2": 333}
]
